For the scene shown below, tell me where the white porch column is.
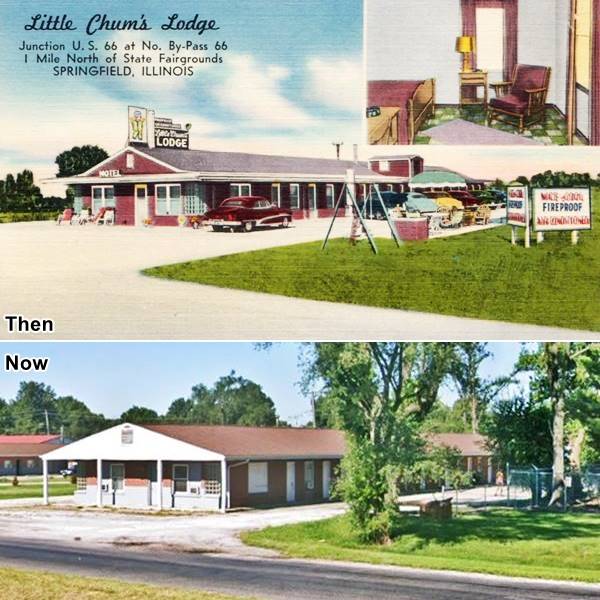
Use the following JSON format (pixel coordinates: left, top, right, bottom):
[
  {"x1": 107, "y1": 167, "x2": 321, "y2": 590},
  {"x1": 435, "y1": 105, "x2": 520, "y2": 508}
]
[
  {"x1": 220, "y1": 458, "x2": 227, "y2": 513},
  {"x1": 157, "y1": 459, "x2": 163, "y2": 510},
  {"x1": 96, "y1": 458, "x2": 103, "y2": 507},
  {"x1": 42, "y1": 459, "x2": 49, "y2": 505}
]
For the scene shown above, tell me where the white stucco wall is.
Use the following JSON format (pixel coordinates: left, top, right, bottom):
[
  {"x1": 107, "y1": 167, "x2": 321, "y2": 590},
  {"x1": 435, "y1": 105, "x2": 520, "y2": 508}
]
[{"x1": 366, "y1": 0, "x2": 462, "y2": 104}]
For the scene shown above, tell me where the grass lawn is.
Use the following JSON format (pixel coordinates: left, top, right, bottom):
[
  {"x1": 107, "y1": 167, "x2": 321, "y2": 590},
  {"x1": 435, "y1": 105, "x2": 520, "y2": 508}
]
[
  {"x1": 242, "y1": 510, "x2": 600, "y2": 583},
  {"x1": 0, "y1": 567, "x2": 247, "y2": 600},
  {"x1": 0, "y1": 482, "x2": 75, "y2": 500},
  {"x1": 144, "y1": 193, "x2": 600, "y2": 331}
]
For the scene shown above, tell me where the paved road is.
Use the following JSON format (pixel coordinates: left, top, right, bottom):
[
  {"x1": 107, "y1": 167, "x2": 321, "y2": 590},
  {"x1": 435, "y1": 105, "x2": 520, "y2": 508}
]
[
  {"x1": 1, "y1": 220, "x2": 596, "y2": 341},
  {"x1": 0, "y1": 540, "x2": 598, "y2": 600}
]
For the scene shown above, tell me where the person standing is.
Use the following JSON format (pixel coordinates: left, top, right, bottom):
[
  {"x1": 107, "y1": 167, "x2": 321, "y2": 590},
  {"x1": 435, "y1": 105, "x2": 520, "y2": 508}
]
[{"x1": 494, "y1": 469, "x2": 505, "y2": 496}]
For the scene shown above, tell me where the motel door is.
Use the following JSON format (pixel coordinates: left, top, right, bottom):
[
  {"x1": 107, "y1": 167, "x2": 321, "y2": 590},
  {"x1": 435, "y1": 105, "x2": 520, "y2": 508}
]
[
  {"x1": 286, "y1": 461, "x2": 296, "y2": 502},
  {"x1": 135, "y1": 184, "x2": 148, "y2": 226},
  {"x1": 308, "y1": 184, "x2": 318, "y2": 216},
  {"x1": 322, "y1": 460, "x2": 331, "y2": 499}
]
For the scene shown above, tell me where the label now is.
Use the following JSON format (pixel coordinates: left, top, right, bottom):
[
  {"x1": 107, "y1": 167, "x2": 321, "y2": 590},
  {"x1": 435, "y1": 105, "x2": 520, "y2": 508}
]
[{"x1": 4, "y1": 354, "x2": 49, "y2": 372}]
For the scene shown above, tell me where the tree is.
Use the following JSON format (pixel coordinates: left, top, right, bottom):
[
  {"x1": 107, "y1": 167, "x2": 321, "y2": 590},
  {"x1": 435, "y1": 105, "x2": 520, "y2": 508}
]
[
  {"x1": 517, "y1": 343, "x2": 599, "y2": 505},
  {"x1": 447, "y1": 343, "x2": 514, "y2": 433},
  {"x1": 55, "y1": 396, "x2": 107, "y2": 439},
  {"x1": 300, "y1": 343, "x2": 455, "y2": 541},
  {"x1": 120, "y1": 405, "x2": 160, "y2": 424},
  {"x1": 9, "y1": 382, "x2": 56, "y2": 434},
  {"x1": 55, "y1": 145, "x2": 109, "y2": 178},
  {"x1": 164, "y1": 373, "x2": 278, "y2": 426}
]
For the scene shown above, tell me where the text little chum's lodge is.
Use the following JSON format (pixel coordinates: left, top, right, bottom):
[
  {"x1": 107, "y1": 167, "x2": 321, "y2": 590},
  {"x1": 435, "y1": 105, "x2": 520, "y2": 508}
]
[{"x1": 50, "y1": 106, "x2": 487, "y2": 227}]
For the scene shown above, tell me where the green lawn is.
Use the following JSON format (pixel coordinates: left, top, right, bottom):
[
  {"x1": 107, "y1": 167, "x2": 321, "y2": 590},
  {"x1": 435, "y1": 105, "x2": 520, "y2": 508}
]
[
  {"x1": 143, "y1": 193, "x2": 600, "y2": 332},
  {"x1": 0, "y1": 482, "x2": 75, "y2": 500},
  {"x1": 0, "y1": 567, "x2": 248, "y2": 600},
  {"x1": 242, "y1": 511, "x2": 600, "y2": 583}
]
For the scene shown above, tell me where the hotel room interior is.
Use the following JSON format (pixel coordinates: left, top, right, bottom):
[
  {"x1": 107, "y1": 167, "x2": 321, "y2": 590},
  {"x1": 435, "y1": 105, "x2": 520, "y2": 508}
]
[{"x1": 366, "y1": 0, "x2": 599, "y2": 146}]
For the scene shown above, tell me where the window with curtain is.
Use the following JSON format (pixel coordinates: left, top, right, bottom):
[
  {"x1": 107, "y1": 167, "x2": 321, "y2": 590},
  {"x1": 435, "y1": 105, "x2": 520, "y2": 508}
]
[
  {"x1": 289, "y1": 184, "x2": 300, "y2": 209},
  {"x1": 475, "y1": 8, "x2": 504, "y2": 72},
  {"x1": 576, "y1": 0, "x2": 591, "y2": 90},
  {"x1": 155, "y1": 184, "x2": 181, "y2": 215}
]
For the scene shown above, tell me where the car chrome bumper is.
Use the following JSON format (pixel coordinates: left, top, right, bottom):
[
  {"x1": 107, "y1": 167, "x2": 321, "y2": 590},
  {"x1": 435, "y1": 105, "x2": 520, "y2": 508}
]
[{"x1": 206, "y1": 219, "x2": 242, "y2": 227}]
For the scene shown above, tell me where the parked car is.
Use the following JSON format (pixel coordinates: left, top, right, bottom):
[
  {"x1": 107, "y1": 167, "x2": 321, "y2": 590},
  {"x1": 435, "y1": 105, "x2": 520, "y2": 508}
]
[
  {"x1": 204, "y1": 196, "x2": 293, "y2": 232},
  {"x1": 423, "y1": 191, "x2": 463, "y2": 210},
  {"x1": 445, "y1": 190, "x2": 482, "y2": 207},
  {"x1": 59, "y1": 467, "x2": 76, "y2": 477},
  {"x1": 359, "y1": 191, "x2": 433, "y2": 219}
]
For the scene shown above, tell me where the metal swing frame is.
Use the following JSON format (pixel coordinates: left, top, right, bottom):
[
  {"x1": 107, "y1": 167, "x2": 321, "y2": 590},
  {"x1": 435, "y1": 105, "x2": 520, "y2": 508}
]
[{"x1": 321, "y1": 183, "x2": 400, "y2": 255}]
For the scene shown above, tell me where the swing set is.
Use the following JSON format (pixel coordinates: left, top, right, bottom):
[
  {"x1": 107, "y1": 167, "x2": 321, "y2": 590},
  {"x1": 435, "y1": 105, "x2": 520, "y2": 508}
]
[{"x1": 321, "y1": 181, "x2": 401, "y2": 255}]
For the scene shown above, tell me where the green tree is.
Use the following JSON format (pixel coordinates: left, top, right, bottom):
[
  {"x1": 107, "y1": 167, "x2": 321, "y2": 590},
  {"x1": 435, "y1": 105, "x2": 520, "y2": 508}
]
[
  {"x1": 54, "y1": 396, "x2": 107, "y2": 439},
  {"x1": 120, "y1": 405, "x2": 160, "y2": 424},
  {"x1": 300, "y1": 343, "x2": 455, "y2": 541},
  {"x1": 9, "y1": 381, "x2": 56, "y2": 433},
  {"x1": 164, "y1": 373, "x2": 278, "y2": 426},
  {"x1": 55, "y1": 145, "x2": 109, "y2": 178}
]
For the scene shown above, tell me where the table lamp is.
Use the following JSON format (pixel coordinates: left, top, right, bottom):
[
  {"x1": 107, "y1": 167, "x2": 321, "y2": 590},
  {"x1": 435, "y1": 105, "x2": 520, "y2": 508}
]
[{"x1": 456, "y1": 36, "x2": 475, "y2": 71}]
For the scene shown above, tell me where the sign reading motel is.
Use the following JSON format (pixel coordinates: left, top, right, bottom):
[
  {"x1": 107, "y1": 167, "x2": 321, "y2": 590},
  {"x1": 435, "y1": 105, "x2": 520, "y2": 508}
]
[
  {"x1": 506, "y1": 185, "x2": 529, "y2": 227},
  {"x1": 532, "y1": 188, "x2": 592, "y2": 232}
]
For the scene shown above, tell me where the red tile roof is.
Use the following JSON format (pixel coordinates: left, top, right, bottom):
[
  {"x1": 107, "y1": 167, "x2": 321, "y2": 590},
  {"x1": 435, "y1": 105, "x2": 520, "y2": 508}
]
[
  {"x1": 145, "y1": 424, "x2": 346, "y2": 460},
  {"x1": 427, "y1": 433, "x2": 491, "y2": 457},
  {"x1": 0, "y1": 434, "x2": 61, "y2": 444},
  {"x1": 0, "y1": 442, "x2": 64, "y2": 458}
]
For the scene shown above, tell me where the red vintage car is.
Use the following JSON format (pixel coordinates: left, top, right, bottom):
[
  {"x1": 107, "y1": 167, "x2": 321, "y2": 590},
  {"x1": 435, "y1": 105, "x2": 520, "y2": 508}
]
[
  {"x1": 204, "y1": 196, "x2": 293, "y2": 232},
  {"x1": 446, "y1": 190, "x2": 482, "y2": 207}
]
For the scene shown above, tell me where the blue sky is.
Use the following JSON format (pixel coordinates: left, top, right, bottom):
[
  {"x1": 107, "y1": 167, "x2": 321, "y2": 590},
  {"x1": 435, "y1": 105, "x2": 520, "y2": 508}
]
[
  {"x1": 0, "y1": 343, "x2": 527, "y2": 423},
  {"x1": 0, "y1": 0, "x2": 364, "y2": 187}
]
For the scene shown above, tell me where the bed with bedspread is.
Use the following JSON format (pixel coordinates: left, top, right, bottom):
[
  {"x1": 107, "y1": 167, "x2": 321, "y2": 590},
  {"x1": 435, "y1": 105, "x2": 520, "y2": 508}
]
[{"x1": 367, "y1": 79, "x2": 436, "y2": 145}]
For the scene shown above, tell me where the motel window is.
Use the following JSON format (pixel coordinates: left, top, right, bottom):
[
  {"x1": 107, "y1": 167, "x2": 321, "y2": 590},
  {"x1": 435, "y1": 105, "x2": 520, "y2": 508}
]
[
  {"x1": 183, "y1": 183, "x2": 207, "y2": 215},
  {"x1": 110, "y1": 464, "x2": 124, "y2": 492},
  {"x1": 91, "y1": 186, "x2": 115, "y2": 213},
  {"x1": 173, "y1": 464, "x2": 189, "y2": 493},
  {"x1": 271, "y1": 184, "x2": 281, "y2": 207},
  {"x1": 3, "y1": 460, "x2": 12, "y2": 469},
  {"x1": 308, "y1": 184, "x2": 317, "y2": 210},
  {"x1": 386, "y1": 184, "x2": 394, "y2": 192},
  {"x1": 26, "y1": 459, "x2": 36, "y2": 469},
  {"x1": 304, "y1": 461, "x2": 315, "y2": 491},
  {"x1": 71, "y1": 186, "x2": 84, "y2": 214},
  {"x1": 576, "y1": 0, "x2": 591, "y2": 90},
  {"x1": 379, "y1": 160, "x2": 390, "y2": 172},
  {"x1": 126, "y1": 153, "x2": 135, "y2": 169},
  {"x1": 155, "y1": 184, "x2": 182, "y2": 216},
  {"x1": 475, "y1": 8, "x2": 504, "y2": 72},
  {"x1": 248, "y1": 462, "x2": 268, "y2": 494},
  {"x1": 289, "y1": 184, "x2": 300, "y2": 209},
  {"x1": 326, "y1": 184, "x2": 335, "y2": 208},
  {"x1": 230, "y1": 183, "x2": 251, "y2": 197}
]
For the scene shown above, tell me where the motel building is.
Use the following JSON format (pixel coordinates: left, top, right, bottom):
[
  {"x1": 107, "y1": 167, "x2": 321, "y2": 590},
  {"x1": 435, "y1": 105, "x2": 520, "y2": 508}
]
[
  {"x1": 48, "y1": 106, "x2": 470, "y2": 227},
  {"x1": 0, "y1": 434, "x2": 65, "y2": 477},
  {"x1": 40, "y1": 423, "x2": 345, "y2": 512}
]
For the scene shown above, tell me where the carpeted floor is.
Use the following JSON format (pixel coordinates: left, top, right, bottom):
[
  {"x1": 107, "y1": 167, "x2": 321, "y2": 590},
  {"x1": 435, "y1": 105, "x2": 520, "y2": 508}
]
[{"x1": 414, "y1": 105, "x2": 586, "y2": 145}]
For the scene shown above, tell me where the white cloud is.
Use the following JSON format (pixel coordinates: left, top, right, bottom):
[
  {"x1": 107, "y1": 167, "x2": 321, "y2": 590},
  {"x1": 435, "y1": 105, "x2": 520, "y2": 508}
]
[
  {"x1": 211, "y1": 54, "x2": 315, "y2": 129},
  {"x1": 305, "y1": 56, "x2": 364, "y2": 113}
]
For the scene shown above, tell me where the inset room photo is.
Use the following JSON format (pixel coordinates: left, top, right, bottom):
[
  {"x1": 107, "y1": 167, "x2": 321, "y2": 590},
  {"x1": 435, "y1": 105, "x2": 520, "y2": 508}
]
[{"x1": 365, "y1": 0, "x2": 599, "y2": 145}]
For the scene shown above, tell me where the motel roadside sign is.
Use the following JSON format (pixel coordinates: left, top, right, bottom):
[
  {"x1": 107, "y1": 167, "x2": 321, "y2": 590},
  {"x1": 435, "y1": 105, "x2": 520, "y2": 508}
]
[
  {"x1": 506, "y1": 184, "x2": 530, "y2": 247},
  {"x1": 532, "y1": 188, "x2": 592, "y2": 232}
]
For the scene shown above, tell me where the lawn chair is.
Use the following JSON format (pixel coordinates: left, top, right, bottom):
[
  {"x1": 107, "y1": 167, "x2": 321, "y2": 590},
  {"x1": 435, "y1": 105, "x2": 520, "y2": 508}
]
[
  {"x1": 428, "y1": 213, "x2": 444, "y2": 236},
  {"x1": 441, "y1": 208, "x2": 464, "y2": 228},
  {"x1": 72, "y1": 208, "x2": 91, "y2": 225},
  {"x1": 93, "y1": 207, "x2": 107, "y2": 225},
  {"x1": 103, "y1": 209, "x2": 115, "y2": 226},
  {"x1": 474, "y1": 205, "x2": 491, "y2": 225},
  {"x1": 56, "y1": 208, "x2": 73, "y2": 225}
]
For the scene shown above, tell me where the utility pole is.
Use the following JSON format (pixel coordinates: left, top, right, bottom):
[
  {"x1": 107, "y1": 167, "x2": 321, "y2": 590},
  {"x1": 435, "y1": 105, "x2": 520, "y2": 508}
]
[
  {"x1": 44, "y1": 409, "x2": 50, "y2": 435},
  {"x1": 332, "y1": 141, "x2": 344, "y2": 160},
  {"x1": 310, "y1": 395, "x2": 317, "y2": 428}
]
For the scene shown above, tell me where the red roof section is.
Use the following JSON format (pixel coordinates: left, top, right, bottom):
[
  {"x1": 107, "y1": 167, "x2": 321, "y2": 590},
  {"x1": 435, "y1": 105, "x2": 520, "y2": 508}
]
[
  {"x1": 0, "y1": 442, "x2": 64, "y2": 458},
  {"x1": 427, "y1": 433, "x2": 491, "y2": 457},
  {"x1": 145, "y1": 424, "x2": 346, "y2": 460},
  {"x1": 0, "y1": 434, "x2": 61, "y2": 444}
]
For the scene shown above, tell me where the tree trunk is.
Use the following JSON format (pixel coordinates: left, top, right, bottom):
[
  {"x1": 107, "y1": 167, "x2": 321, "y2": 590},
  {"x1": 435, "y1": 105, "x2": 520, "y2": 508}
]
[
  {"x1": 548, "y1": 393, "x2": 565, "y2": 506},
  {"x1": 568, "y1": 426, "x2": 586, "y2": 472},
  {"x1": 471, "y1": 395, "x2": 478, "y2": 433}
]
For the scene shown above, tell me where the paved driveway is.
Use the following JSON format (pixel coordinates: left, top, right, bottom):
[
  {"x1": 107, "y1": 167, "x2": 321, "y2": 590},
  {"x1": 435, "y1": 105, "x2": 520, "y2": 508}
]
[
  {"x1": 1, "y1": 220, "x2": 596, "y2": 340},
  {"x1": 0, "y1": 502, "x2": 346, "y2": 554}
]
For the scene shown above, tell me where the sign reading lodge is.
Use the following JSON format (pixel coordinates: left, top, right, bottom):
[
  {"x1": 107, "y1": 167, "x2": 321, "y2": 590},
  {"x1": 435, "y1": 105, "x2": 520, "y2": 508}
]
[{"x1": 154, "y1": 117, "x2": 190, "y2": 149}]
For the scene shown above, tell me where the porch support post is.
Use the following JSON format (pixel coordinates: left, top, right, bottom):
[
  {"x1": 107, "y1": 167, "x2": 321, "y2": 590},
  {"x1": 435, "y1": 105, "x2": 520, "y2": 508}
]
[
  {"x1": 157, "y1": 459, "x2": 163, "y2": 510},
  {"x1": 42, "y1": 459, "x2": 49, "y2": 505},
  {"x1": 96, "y1": 458, "x2": 103, "y2": 507},
  {"x1": 220, "y1": 458, "x2": 227, "y2": 513}
]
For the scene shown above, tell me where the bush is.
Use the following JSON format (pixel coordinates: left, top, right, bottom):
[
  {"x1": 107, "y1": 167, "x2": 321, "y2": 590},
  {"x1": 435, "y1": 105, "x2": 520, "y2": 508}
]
[
  {"x1": 11, "y1": 477, "x2": 18, "y2": 487},
  {"x1": 0, "y1": 212, "x2": 60, "y2": 223}
]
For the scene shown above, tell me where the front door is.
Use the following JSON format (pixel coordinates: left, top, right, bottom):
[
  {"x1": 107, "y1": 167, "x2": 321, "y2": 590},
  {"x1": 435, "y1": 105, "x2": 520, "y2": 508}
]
[
  {"x1": 286, "y1": 461, "x2": 295, "y2": 503},
  {"x1": 308, "y1": 184, "x2": 317, "y2": 216},
  {"x1": 135, "y1": 184, "x2": 148, "y2": 226},
  {"x1": 322, "y1": 460, "x2": 331, "y2": 499}
]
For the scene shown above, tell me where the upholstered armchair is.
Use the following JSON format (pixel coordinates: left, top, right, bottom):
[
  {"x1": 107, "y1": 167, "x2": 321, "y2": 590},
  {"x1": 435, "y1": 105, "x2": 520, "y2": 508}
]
[{"x1": 487, "y1": 64, "x2": 551, "y2": 132}]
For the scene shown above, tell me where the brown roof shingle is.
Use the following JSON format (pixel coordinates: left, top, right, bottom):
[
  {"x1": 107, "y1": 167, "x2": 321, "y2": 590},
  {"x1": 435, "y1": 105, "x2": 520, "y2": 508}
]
[
  {"x1": 427, "y1": 433, "x2": 491, "y2": 457},
  {"x1": 145, "y1": 424, "x2": 346, "y2": 460},
  {"x1": 0, "y1": 442, "x2": 64, "y2": 458}
]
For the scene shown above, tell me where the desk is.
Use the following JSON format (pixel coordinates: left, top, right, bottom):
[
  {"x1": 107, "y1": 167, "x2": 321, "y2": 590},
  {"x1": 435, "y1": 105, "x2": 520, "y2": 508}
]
[{"x1": 459, "y1": 70, "x2": 488, "y2": 107}]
